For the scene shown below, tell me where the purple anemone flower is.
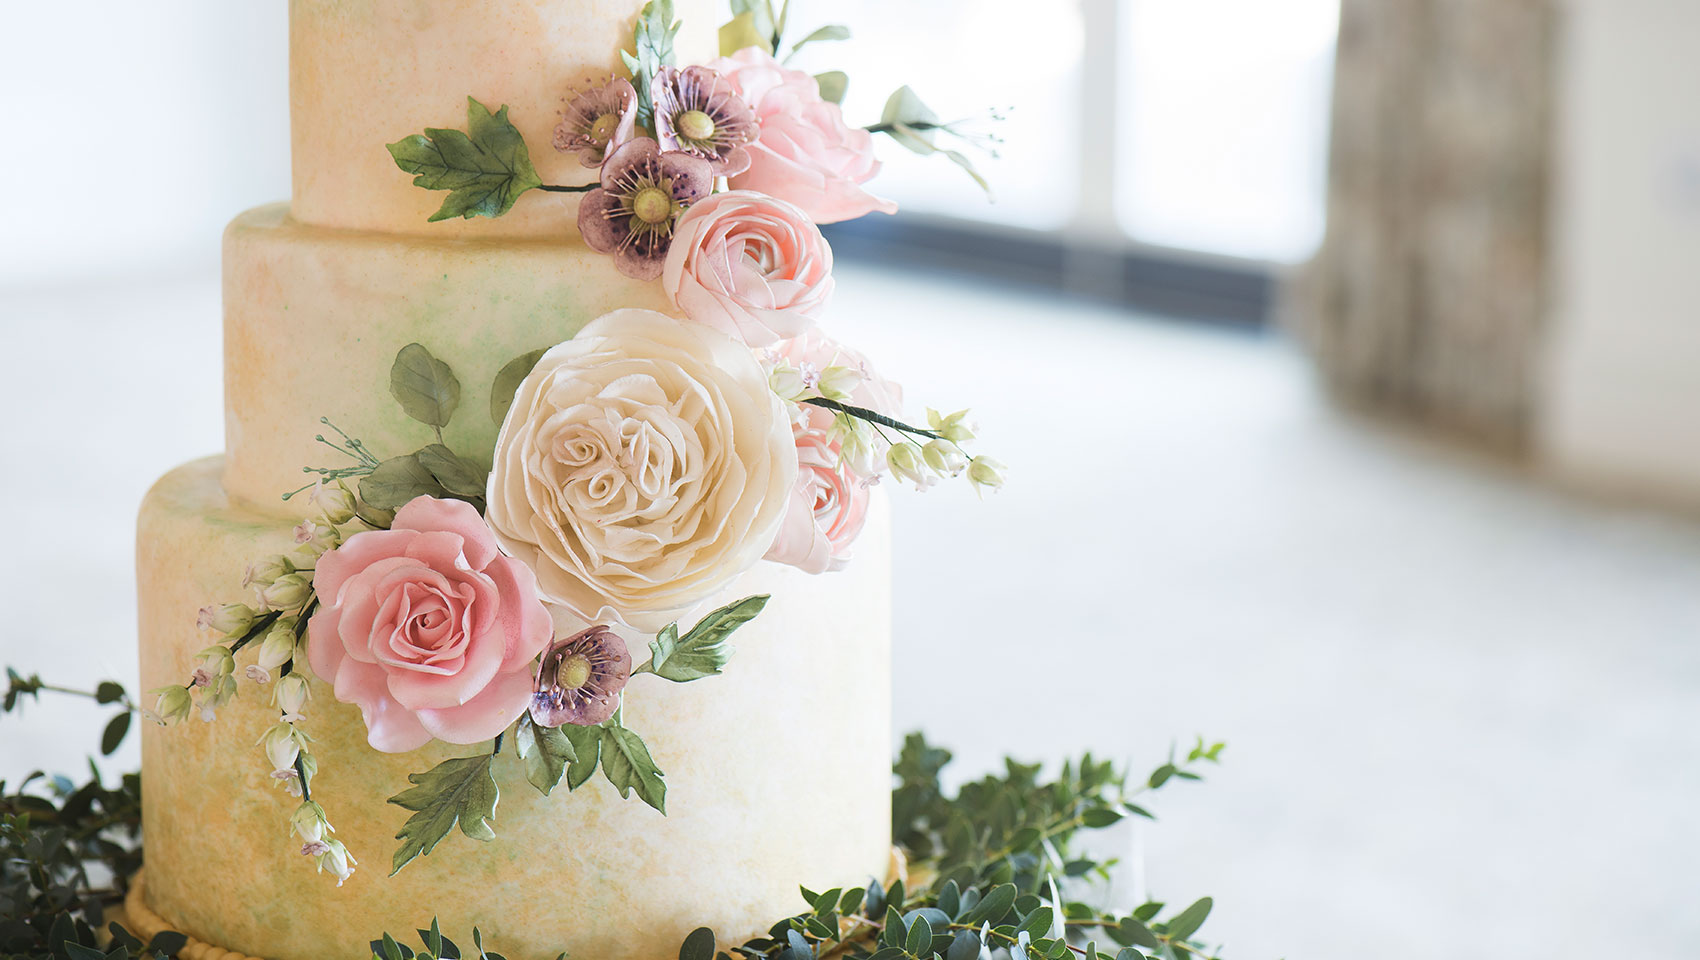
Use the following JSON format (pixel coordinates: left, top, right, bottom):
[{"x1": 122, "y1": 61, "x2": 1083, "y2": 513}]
[
  {"x1": 577, "y1": 137, "x2": 714, "y2": 281},
  {"x1": 529, "y1": 625, "x2": 632, "y2": 727},
  {"x1": 651, "y1": 65, "x2": 758, "y2": 177},
  {"x1": 553, "y1": 76, "x2": 639, "y2": 167}
]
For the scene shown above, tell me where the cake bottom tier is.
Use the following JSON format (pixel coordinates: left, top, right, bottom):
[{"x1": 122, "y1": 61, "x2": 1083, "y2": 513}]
[{"x1": 137, "y1": 457, "x2": 893, "y2": 960}]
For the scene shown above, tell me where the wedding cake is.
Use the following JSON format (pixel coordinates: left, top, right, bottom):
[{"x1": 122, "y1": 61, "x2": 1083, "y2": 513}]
[{"x1": 132, "y1": 2, "x2": 999, "y2": 958}]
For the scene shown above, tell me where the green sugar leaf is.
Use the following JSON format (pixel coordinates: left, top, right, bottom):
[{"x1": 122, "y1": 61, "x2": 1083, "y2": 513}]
[
  {"x1": 94, "y1": 681, "x2": 125, "y2": 705},
  {"x1": 726, "y1": 0, "x2": 777, "y2": 53},
  {"x1": 626, "y1": 0, "x2": 681, "y2": 127},
  {"x1": 415, "y1": 444, "x2": 488, "y2": 500},
  {"x1": 600, "y1": 723, "x2": 667, "y2": 814},
  {"x1": 645, "y1": 595, "x2": 767, "y2": 683},
  {"x1": 514, "y1": 715, "x2": 578, "y2": 797},
  {"x1": 390, "y1": 343, "x2": 461, "y2": 428},
  {"x1": 814, "y1": 71, "x2": 849, "y2": 105},
  {"x1": 788, "y1": 24, "x2": 849, "y2": 58},
  {"x1": 562, "y1": 722, "x2": 602, "y2": 790},
  {"x1": 387, "y1": 97, "x2": 543, "y2": 222},
  {"x1": 387, "y1": 754, "x2": 500, "y2": 876},
  {"x1": 360, "y1": 455, "x2": 447, "y2": 511},
  {"x1": 490, "y1": 348, "x2": 547, "y2": 427}
]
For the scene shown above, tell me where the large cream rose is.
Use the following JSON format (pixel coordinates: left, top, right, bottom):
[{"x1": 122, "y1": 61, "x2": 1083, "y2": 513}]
[{"x1": 485, "y1": 309, "x2": 797, "y2": 630}]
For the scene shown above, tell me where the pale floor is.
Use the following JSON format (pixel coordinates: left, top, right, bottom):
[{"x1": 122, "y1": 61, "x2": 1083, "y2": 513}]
[{"x1": 2, "y1": 264, "x2": 1697, "y2": 959}]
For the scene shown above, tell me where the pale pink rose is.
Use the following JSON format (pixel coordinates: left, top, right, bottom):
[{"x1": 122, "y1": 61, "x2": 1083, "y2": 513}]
[
  {"x1": 764, "y1": 331, "x2": 901, "y2": 573},
  {"x1": 306, "y1": 497, "x2": 553, "y2": 753},
  {"x1": 663, "y1": 190, "x2": 835, "y2": 347},
  {"x1": 708, "y1": 47, "x2": 898, "y2": 224}
]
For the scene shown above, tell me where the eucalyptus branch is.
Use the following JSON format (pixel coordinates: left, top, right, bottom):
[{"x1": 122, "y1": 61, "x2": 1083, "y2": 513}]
[{"x1": 802, "y1": 396, "x2": 941, "y2": 440}]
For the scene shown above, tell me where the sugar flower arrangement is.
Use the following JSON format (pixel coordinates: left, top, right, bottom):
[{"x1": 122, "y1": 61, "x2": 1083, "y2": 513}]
[{"x1": 148, "y1": 0, "x2": 1005, "y2": 887}]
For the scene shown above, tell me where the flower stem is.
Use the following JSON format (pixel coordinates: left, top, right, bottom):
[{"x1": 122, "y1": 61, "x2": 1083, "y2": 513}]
[
  {"x1": 801, "y1": 397, "x2": 941, "y2": 440},
  {"x1": 537, "y1": 183, "x2": 597, "y2": 193},
  {"x1": 294, "y1": 750, "x2": 313, "y2": 804}
]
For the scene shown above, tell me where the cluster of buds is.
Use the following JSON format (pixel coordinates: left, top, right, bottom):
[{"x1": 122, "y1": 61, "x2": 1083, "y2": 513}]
[
  {"x1": 768, "y1": 357, "x2": 865, "y2": 405},
  {"x1": 247, "y1": 618, "x2": 300, "y2": 685},
  {"x1": 246, "y1": 556, "x2": 314, "y2": 611},
  {"x1": 291, "y1": 800, "x2": 356, "y2": 886},
  {"x1": 864, "y1": 407, "x2": 1004, "y2": 495},
  {"x1": 188, "y1": 645, "x2": 239, "y2": 721}
]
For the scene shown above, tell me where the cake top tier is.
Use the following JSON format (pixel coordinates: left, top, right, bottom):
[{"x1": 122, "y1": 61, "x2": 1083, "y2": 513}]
[{"x1": 289, "y1": 0, "x2": 714, "y2": 238}]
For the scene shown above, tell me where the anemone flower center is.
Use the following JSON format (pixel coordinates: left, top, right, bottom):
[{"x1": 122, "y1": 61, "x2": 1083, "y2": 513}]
[
  {"x1": 556, "y1": 653, "x2": 594, "y2": 691},
  {"x1": 590, "y1": 112, "x2": 620, "y2": 143},
  {"x1": 678, "y1": 109, "x2": 716, "y2": 142},
  {"x1": 631, "y1": 186, "x2": 673, "y2": 224}
]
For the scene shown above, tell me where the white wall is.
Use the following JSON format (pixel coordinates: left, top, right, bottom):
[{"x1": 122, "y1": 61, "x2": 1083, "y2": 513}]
[
  {"x1": 0, "y1": 2, "x2": 289, "y2": 290},
  {"x1": 1541, "y1": 0, "x2": 1700, "y2": 507}
]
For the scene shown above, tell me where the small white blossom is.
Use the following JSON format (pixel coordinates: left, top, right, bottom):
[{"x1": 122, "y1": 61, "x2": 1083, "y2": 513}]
[
  {"x1": 769, "y1": 362, "x2": 808, "y2": 401},
  {"x1": 259, "y1": 573, "x2": 313, "y2": 610},
  {"x1": 886, "y1": 442, "x2": 933, "y2": 490},
  {"x1": 258, "y1": 722, "x2": 307, "y2": 776},
  {"x1": 922, "y1": 438, "x2": 967, "y2": 476},
  {"x1": 927, "y1": 408, "x2": 978, "y2": 445},
  {"x1": 197, "y1": 603, "x2": 256, "y2": 638},
  {"x1": 255, "y1": 622, "x2": 298, "y2": 671},
  {"x1": 315, "y1": 838, "x2": 357, "y2": 886},
  {"x1": 242, "y1": 556, "x2": 294, "y2": 590},
  {"x1": 291, "y1": 800, "x2": 332, "y2": 844},
  {"x1": 967, "y1": 456, "x2": 1006, "y2": 495},
  {"x1": 273, "y1": 673, "x2": 310, "y2": 721},
  {"x1": 307, "y1": 480, "x2": 358, "y2": 525},
  {"x1": 816, "y1": 364, "x2": 863, "y2": 401},
  {"x1": 151, "y1": 685, "x2": 192, "y2": 724}
]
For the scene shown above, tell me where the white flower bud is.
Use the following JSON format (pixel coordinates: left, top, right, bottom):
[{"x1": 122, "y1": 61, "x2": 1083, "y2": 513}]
[
  {"x1": 255, "y1": 622, "x2": 297, "y2": 671},
  {"x1": 837, "y1": 421, "x2": 880, "y2": 478},
  {"x1": 315, "y1": 838, "x2": 357, "y2": 886},
  {"x1": 291, "y1": 800, "x2": 332, "y2": 844},
  {"x1": 768, "y1": 362, "x2": 808, "y2": 401},
  {"x1": 293, "y1": 521, "x2": 339, "y2": 557},
  {"x1": 273, "y1": 673, "x2": 310, "y2": 720},
  {"x1": 886, "y1": 442, "x2": 933, "y2": 489},
  {"x1": 922, "y1": 439, "x2": 967, "y2": 476},
  {"x1": 197, "y1": 603, "x2": 256, "y2": 638},
  {"x1": 259, "y1": 573, "x2": 314, "y2": 610},
  {"x1": 197, "y1": 673, "x2": 237, "y2": 722},
  {"x1": 242, "y1": 555, "x2": 294, "y2": 590},
  {"x1": 816, "y1": 364, "x2": 864, "y2": 401},
  {"x1": 195, "y1": 645, "x2": 235, "y2": 677},
  {"x1": 307, "y1": 480, "x2": 358, "y2": 525},
  {"x1": 151, "y1": 685, "x2": 192, "y2": 724},
  {"x1": 258, "y1": 722, "x2": 306, "y2": 775},
  {"x1": 928, "y1": 408, "x2": 978, "y2": 445},
  {"x1": 967, "y1": 456, "x2": 1006, "y2": 494}
]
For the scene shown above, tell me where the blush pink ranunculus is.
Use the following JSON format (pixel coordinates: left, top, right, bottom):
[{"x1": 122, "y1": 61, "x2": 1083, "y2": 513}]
[
  {"x1": 663, "y1": 190, "x2": 835, "y2": 347},
  {"x1": 707, "y1": 47, "x2": 897, "y2": 224},
  {"x1": 306, "y1": 496, "x2": 553, "y2": 753},
  {"x1": 764, "y1": 330, "x2": 902, "y2": 573}
]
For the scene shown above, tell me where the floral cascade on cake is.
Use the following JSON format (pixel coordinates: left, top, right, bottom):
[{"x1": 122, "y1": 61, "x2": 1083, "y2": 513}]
[{"x1": 143, "y1": 0, "x2": 1006, "y2": 886}]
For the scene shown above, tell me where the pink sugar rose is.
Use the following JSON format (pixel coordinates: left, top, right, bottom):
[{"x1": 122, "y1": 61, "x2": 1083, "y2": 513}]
[
  {"x1": 306, "y1": 497, "x2": 553, "y2": 753},
  {"x1": 708, "y1": 47, "x2": 897, "y2": 224},
  {"x1": 764, "y1": 331, "x2": 902, "y2": 573},
  {"x1": 663, "y1": 190, "x2": 835, "y2": 347}
]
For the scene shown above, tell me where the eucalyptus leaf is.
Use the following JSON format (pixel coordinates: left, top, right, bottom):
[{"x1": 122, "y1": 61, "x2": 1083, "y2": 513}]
[
  {"x1": 904, "y1": 915, "x2": 932, "y2": 958},
  {"x1": 964, "y1": 883, "x2": 1016, "y2": 926},
  {"x1": 94, "y1": 682, "x2": 125, "y2": 705},
  {"x1": 728, "y1": 0, "x2": 777, "y2": 50},
  {"x1": 415, "y1": 444, "x2": 488, "y2": 500},
  {"x1": 390, "y1": 343, "x2": 461, "y2": 429},
  {"x1": 600, "y1": 723, "x2": 667, "y2": 813},
  {"x1": 788, "y1": 24, "x2": 849, "y2": 58},
  {"x1": 490, "y1": 348, "x2": 547, "y2": 427},
  {"x1": 646, "y1": 595, "x2": 767, "y2": 682},
  {"x1": 387, "y1": 754, "x2": 500, "y2": 876},
  {"x1": 679, "y1": 927, "x2": 717, "y2": 960},
  {"x1": 100, "y1": 712, "x2": 129, "y2": 756},
  {"x1": 814, "y1": 71, "x2": 849, "y2": 105},
  {"x1": 1161, "y1": 898, "x2": 1211, "y2": 941},
  {"x1": 514, "y1": 715, "x2": 578, "y2": 797},
  {"x1": 360, "y1": 455, "x2": 446, "y2": 511},
  {"x1": 387, "y1": 98, "x2": 543, "y2": 222}
]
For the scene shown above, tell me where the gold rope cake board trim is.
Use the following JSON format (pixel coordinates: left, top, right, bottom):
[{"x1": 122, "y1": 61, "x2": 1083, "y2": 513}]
[{"x1": 122, "y1": 851, "x2": 910, "y2": 960}]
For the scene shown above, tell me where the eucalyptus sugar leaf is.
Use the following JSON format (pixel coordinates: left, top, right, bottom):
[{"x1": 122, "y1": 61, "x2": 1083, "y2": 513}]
[
  {"x1": 390, "y1": 343, "x2": 461, "y2": 428},
  {"x1": 1162, "y1": 897, "x2": 1212, "y2": 941},
  {"x1": 360, "y1": 455, "x2": 446, "y2": 511},
  {"x1": 679, "y1": 927, "x2": 717, "y2": 960},
  {"x1": 789, "y1": 24, "x2": 849, "y2": 57},
  {"x1": 490, "y1": 348, "x2": 547, "y2": 427},
  {"x1": 386, "y1": 97, "x2": 543, "y2": 222},
  {"x1": 100, "y1": 712, "x2": 130, "y2": 756},
  {"x1": 94, "y1": 681, "x2": 125, "y2": 705},
  {"x1": 880, "y1": 86, "x2": 939, "y2": 132}
]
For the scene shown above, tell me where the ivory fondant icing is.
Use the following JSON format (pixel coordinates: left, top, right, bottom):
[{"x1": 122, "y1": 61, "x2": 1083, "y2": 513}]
[{"x1": 138, "y1": 459, "x2": 893, "y2": 960}]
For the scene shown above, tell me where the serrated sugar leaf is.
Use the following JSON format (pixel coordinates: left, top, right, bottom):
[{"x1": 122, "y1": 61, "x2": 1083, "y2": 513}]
[
  {"x1": 562, "y1": 722, "x2": 601, "y2": 790},
  {"x1": 490, "y1": 348, "x2": 547, "y2": 427},
  {"x1": 600, "y1": 724, "x2": 666, "y2": 813},
  {"x1": 387, "y1": 98, "x2": 542, "y2": 221},
  {"x1": 647, "y1": 595, "x2": 766, "y2": 682},
  {"x1": 390, "y1": 343, "x2": 461, "y2": 428},
  {"x1": 515, "y1": 715, "x2": 578, "y2": 797},
  {"x1": 388, "y1": 754, "x2": 499, "y2": 876}
]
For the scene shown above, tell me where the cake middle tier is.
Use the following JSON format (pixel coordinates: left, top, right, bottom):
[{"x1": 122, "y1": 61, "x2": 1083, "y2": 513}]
[{"x1": 223, "y1": 203, "x2": 676, "y2": 514}]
